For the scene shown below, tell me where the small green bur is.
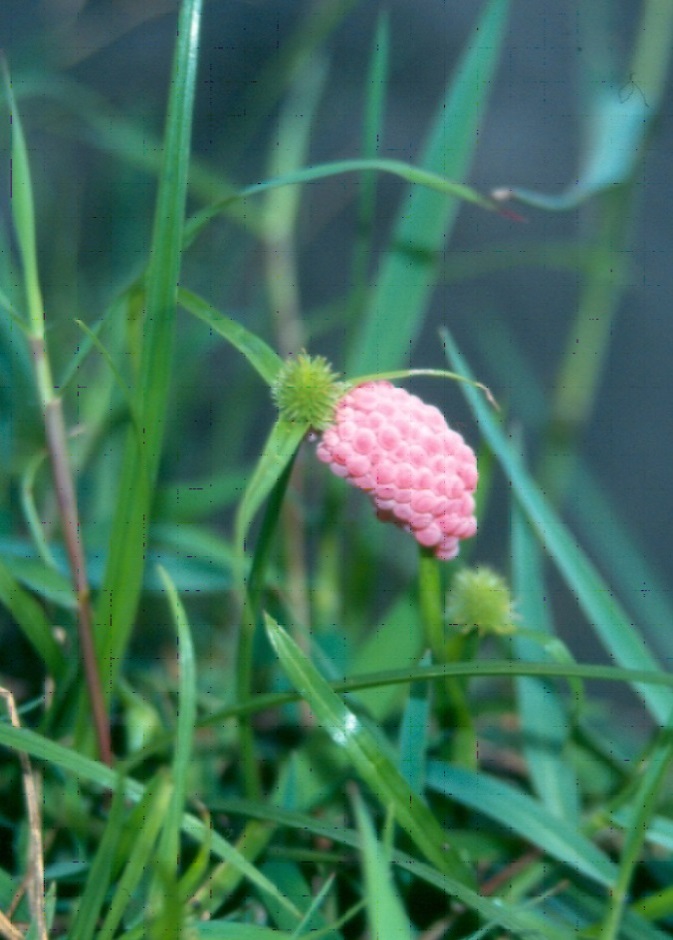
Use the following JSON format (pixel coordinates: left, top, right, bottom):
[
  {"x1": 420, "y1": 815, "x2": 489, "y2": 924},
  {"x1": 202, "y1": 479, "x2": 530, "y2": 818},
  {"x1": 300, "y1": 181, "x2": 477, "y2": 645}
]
[{"x1": 271, "y1": 351, "x2": 346, "y2": 430}]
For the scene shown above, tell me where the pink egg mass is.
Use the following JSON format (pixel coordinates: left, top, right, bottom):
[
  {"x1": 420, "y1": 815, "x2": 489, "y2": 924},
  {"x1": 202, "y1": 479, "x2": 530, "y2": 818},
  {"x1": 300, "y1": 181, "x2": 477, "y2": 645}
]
[{"x1": 316, "y1": 381, "x2": 478, "y2": 559}]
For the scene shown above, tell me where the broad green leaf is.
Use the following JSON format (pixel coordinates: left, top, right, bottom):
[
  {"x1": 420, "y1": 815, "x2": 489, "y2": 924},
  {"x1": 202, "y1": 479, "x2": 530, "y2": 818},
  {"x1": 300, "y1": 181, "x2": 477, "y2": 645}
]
[
  {"x1": 426, "y1": 762, "x2": 616, "y2": 888},
  {"x1": 354, "y1": 793, "x2": 413, "y2": 940},
  {"x1": 442, "y1": 329, "x2": 673, "y2": 725},
  {"x1": 95, "y1": 0, "x2": 204, "y2": 698},
  {"x1": 346, "y1": 0, "x2": 510, "y2": 376},
  {"x1": 397, "y1": 652, "x2": 431, "y2": 795},
  {"x1": 511, "y1": 504, "x2": 580, "y2": 822},
  {"x1": 178, "y1": 287, "x2": 282, "y2": 385},
  {"x1": 0, "y1": 556, "x2": 65, "y2": 677},
  {"x1": 264, "y1": 613, "x2": 475, "y2": 886}
]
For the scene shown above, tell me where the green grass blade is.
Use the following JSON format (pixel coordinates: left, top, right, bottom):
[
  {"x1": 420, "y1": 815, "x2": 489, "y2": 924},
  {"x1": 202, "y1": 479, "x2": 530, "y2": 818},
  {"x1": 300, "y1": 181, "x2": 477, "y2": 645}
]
[
  {"x1": 67, "y1": 785, "x2": 127, "y2": 940},
  {"x1": 153, "y1": 568, "x2": 197, "y2": 881},
  {"x1": 264, "y1": 613, "x2": 475, "y2": 886},
  {"x1": 397, "y1": 653, "x2": 431, "y2": 795},
  {"x1": 178, "y1": 287, "x2": 282, "y2": 384},
  {"x1": 441, "y1": 329, "x2": 673, "y2": 725},
  {"x1": 94, "y1": 0, "x2": 203, "y2": 697},
  {"x1": 346, "y1": 0, "x2": 510, "y2": 376},
  {"x1": 353, "y1": 792, "x2": 413, "y2": 940},
  {"x1": 235, "y1": 419, "x2": 308, "y2": 565},
  {"x1": 511, "y1": 503, "x2": 581, "y2": 822},
  {"x1": 96, "y1": 772, "x2": 174, "y2": 940},
  {"x1": 426, "y1": 761, "x2": 616, "y2": 887},
  {"x1": 0, "y1": 556, "x2": 66, "y2": 678}
]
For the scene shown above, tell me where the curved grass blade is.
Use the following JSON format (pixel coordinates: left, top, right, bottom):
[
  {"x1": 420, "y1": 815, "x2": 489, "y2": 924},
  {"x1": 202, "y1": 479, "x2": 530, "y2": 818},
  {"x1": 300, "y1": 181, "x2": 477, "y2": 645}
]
[
  {"x1": 0, "y1": 722, "x2": 299, "y2": 917},
  {"x1": 178, "y1": 288, "x2": 282, "y2": 385},
  {"x1": 184, "y1": 157, "x2": 498, "y2": 249},
  {"x1": 264, "y1": 613, "x2": 475, "y2": 886},
  {"x1": 94, "y1": 0, "x2": 204, "y2": 698},
  {"x1": 235, "y1": 419, "x2": 308, "y2": 565},
  {"x1": 441, "y1": 329, "x2": 673, "y2": 725},
  {"x1": 512, "y1": 503, "x2": 581, "y2": 822},
  {"x1": 426, "y1": 761, "x2": 616, "y2": 888},
  {"x1": 346, "y1": 0, "x2": 510, "y2": 376}
]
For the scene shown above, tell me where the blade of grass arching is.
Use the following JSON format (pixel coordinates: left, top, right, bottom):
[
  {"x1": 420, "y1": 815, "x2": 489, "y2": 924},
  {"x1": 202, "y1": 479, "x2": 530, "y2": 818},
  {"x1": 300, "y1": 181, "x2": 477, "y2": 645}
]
[
  {"x1": 599, "y1": 711, "x2": 673, "y2": 940},
  {"x1": 264, "y1": 613, "x2": 475, "y2": 887},
  {"x1": 67, "y1": 785, "x2": 126, "y2": 940},
  {"x1": 184, "y1": 158, "x2": 498, "y2": 251},
  {"x1": 94, "y1": 0, "x2": 203, "y2": 702},
  {"x1": 346, "y1": 0, "x2": 510, "y2": 377},
  {"x1": 511, "y1": 503, "x2": 580, "y2": 822},
  {"x1": 442, "y1": 331, "x2": 673, "y2": 725},
  {"x1": 353, "y1": 792, "x2": 413, "y2": 940},
  {"x1": 178, "y1": 288, "x2": 282, "y2": 385},
  {"x1": 0, "y1": 723, "x2": 300, "y2": 918},
  {"x1": 426, "y1": 762, "x2": 616, "y2": 888},
  {"x1": 96, "y1": 772, "x2": 174, "y2": 940},
  {"x1": 0, "y1": 558, "x2": 65, "y2": 678},
  {"x1": 151, "y1": 568, "x2": 197, "y2": 889}
]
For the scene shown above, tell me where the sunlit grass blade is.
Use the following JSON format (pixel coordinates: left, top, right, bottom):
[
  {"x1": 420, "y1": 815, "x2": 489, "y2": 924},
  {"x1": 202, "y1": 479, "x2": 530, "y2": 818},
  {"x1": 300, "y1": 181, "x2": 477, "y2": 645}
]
[
  {"x1": 0, "y1": 556, "x2": 66, "y2": 678},
  {"x1": 346, "y1": 0, "x2": 510, "y2": 376},
  {"x1": 353, "y1": 791, "x2": 413, "y2": 940},
  {"x1": 178, "y1": 288, "x2": 282, "y2": 385},
  {"x1": 264, "y1": 613, "x2": 475, "y2": 886},
  {"x1": 94, "y1": 0, "x2": 204, "y2": 700},
  {"x1": 426, "y1": 762, "x2": 616, "y2": 887},
  {"x1": 511, "y1": 503, "x2": 580, "y2": 822},
  {"x1": 441, "y1": 329, "x2": 673, "y2": 725}
]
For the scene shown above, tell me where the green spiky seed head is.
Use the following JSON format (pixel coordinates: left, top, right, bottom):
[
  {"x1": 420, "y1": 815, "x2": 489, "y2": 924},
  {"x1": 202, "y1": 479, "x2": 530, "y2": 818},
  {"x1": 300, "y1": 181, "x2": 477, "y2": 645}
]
[
  {"x1": 271, "y1": 352, "x2": 346, "y2": 430},
  {"x1": 446, "y1": 566, "x2": 517, "y2": 635}
]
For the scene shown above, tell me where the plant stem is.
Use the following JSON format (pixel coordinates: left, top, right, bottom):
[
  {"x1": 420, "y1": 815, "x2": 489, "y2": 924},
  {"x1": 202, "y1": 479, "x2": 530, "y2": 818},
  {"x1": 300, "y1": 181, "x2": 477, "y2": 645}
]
[
  {"x1": 30, "y1": 336, "x2": 112, "y2": 766},
  {"x1": 418, "y1": 549, "x2": 476, "y2": 767}
]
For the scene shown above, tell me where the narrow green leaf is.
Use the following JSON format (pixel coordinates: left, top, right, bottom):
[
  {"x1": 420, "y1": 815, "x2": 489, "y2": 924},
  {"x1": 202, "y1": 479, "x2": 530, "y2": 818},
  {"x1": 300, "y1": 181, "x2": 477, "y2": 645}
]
[
  {"x1": 426, "y1": 762, "x2": 617, "y2": 887},
  {"x1": 235, "y1": 419, "x2": 308, "y2": 564},
  {"x1": 154, "y1": 568, "x2": 197, "y2": 874},
  {"x1": 0, "y1": 556, "x2": 66, "y2": 677},
  {"x1": 353, "y1": 792, "x2": 413, "y2": 940},
  {"x1": 178, "y1": 287, "x2": 283, "y2": 385},
  {"x1": 346, "y1": 0, "x2": 510, "y2": 376},
  {"x1": 442, "y1": 329, "x2": 673, "y2": 725},
  {"x1": 184, "y1": 158, "x2": 497, "y2": 250},
  {"x1": 511, "y1": 503, "x2": 580, "y2": 822},
  {"x1": 264, "y1": 613, "x2": 475, "y2": 886},
  {"x1": 95, "y1": 0, "x2": 204, "y2": 697},
  {"x1": 397, "y1": 652, "x2": 431, "y2": 795}
]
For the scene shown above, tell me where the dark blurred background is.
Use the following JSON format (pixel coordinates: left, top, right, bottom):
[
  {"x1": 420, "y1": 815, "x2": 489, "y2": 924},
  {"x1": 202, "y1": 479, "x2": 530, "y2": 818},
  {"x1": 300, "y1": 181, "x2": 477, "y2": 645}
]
[{"x1": 1, "y1": 1, "x2": 671, "y2": 680}]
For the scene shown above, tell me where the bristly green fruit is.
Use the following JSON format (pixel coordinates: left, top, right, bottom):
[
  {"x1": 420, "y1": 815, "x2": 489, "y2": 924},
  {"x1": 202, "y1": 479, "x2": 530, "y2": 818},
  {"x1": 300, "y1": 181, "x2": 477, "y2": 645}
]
[
  {"x1": 271, "y1": 351, "x2": 347, "y2": 430},
  {"x1": 447, "y1": 566, "x2": 517, "y2": 635}
]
